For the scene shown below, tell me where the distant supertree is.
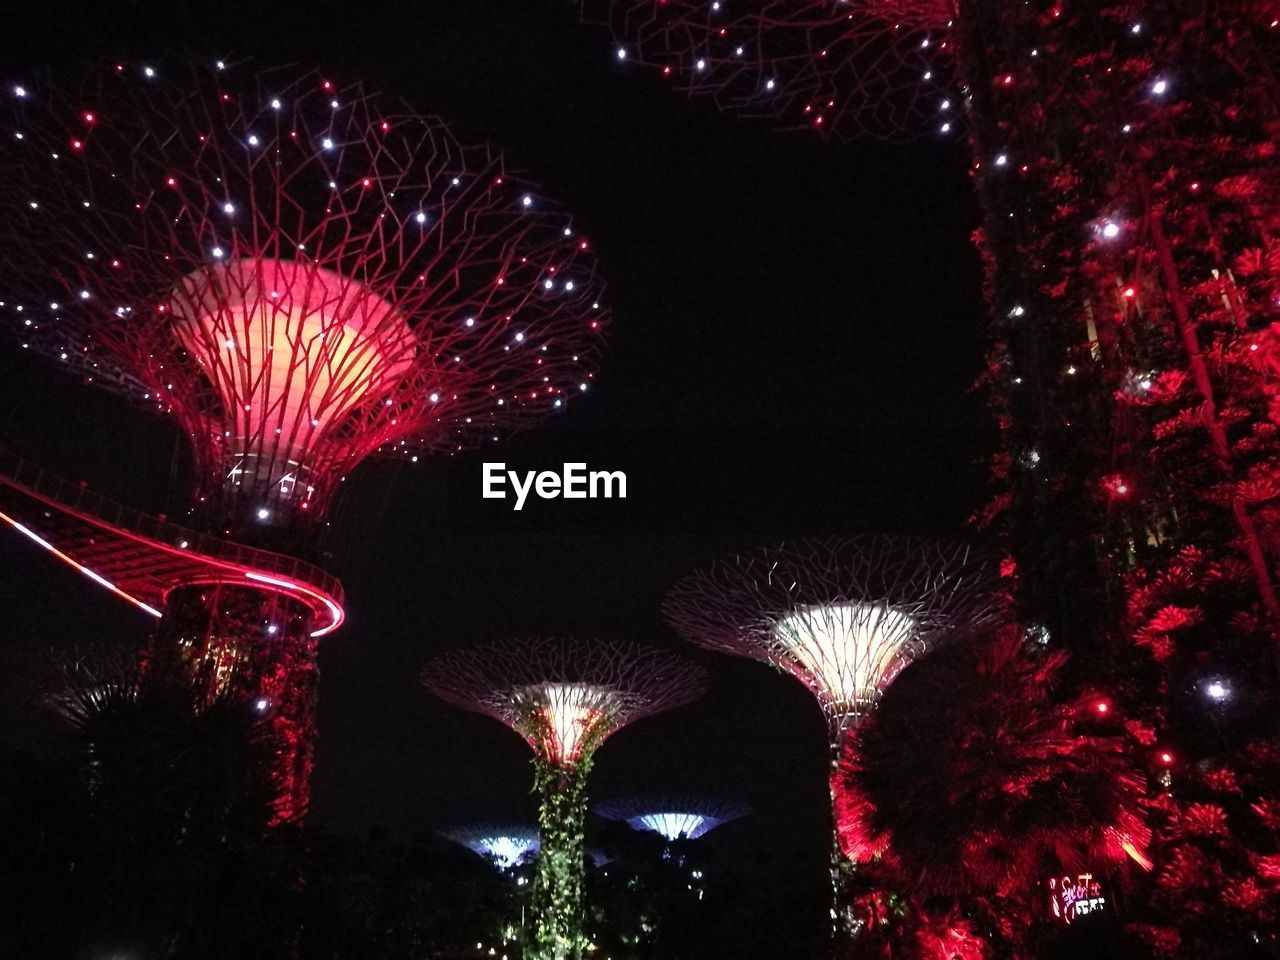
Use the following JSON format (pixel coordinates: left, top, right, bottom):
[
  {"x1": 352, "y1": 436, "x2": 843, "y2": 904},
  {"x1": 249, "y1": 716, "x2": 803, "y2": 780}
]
[
  {"x1": 442, "y1": 824, "x2": 541, "y2": 871},
  {"x1": 582, "y1": 0, "x2": 957, "y2": 140},
  {"x1": 667, "y1": 537, "x2": 998, "y2": 753},
  {"x1": 0, "y1": 59, "x2": 608, "y2": 819},
  {"x1": 595, "y1": 796, "x2": 748, "y2": 842},
  {"x1": 423, "y1": 639, "x2": 705, "y2": 960},
  {"x1": 665, "y1": 536, "x2": 998, "y2": 946}
]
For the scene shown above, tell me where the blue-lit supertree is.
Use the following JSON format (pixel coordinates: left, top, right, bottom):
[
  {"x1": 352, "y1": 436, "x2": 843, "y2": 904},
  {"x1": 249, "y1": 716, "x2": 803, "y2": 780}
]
[
  {"x1": 443, "y1": 824, "x2": 541, "y2": 871},
  {"x1": 595, "y1": 796, "x2": 748, "y2": 842}
]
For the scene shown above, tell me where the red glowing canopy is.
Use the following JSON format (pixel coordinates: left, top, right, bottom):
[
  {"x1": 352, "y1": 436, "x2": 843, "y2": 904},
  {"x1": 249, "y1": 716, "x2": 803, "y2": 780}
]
[{"x1": 1, "y1": 59, "x2": 609, "y2": 527}]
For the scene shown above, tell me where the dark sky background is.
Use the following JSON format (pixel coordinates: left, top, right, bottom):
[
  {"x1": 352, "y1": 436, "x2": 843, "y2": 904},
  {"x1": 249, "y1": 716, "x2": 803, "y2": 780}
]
[{"x1": 0, "y1": 0, "x2": 985, "y2": 909}]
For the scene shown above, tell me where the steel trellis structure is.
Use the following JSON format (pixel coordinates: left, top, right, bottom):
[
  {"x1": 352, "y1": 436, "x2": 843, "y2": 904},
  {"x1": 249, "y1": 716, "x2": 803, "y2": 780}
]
[
  {"x1": 1, "y1": 58, "x2": 608, "y2": 537},
  {"x1": 583, "y1": 0, "x2": 958, "y2": 140},
  {"x1": 665, "y1": 536, "x2": 999, "y2": 750},
  {"x1": 594, "y1": 795, "x2": 749, "y2": 841}
]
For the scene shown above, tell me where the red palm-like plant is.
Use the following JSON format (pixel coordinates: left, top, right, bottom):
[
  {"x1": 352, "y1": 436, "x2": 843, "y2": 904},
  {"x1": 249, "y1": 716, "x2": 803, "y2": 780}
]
[{"x1": 834, "y1": 628, "x2": 1150, "y2": 899}]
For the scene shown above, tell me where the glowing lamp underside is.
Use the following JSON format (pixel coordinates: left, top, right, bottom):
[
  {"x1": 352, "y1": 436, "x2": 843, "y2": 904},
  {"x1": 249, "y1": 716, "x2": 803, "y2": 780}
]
[
  {"x1": 633, "y1": 812, "x2": 715, "y2": 841},
  {"x1": 771, "y1": 602, "x2": 918, "y2": 720},
  {"x1": 523, "y1": 682, "x2": 612, "y2": 765},
  {"x1": 170, "y1": 259, "x2": 417, "y2": 498},
  {"x1": 476, "y1": 835, "x2": 540, "y2": 869}
]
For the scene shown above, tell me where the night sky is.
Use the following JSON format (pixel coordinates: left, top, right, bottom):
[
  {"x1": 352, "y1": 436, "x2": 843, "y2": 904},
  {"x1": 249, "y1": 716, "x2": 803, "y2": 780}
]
[{"x1": 0, "y1": 0, "x2": 984, "y2": 901}]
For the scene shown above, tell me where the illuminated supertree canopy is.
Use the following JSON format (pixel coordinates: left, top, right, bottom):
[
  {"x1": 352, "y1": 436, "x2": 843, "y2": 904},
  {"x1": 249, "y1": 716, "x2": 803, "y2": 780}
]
[
  {"x1": 595, "y1": 796, "x2": 749, "y2": 841},
  {"x1": 666, "y1": 536, "x2": 999, "y2": 751},
  {"x1": 423, "y1": 639, "x2": 705, "y2": 960},
  {"x1": 0, "y1": 58, "x2": 611, "y2": 824},
  {"x1": 0, "y1": 57, "x2": 608, "y2": 536},
  {"x1": 666, "y1": 537, "x2": 998, "y2": 950},
  {"x1": 442, "y1": 824, "x2": 541, "y2": 871},
  {"x1": 583, "y1": 0, "x2": 958, "y2": 140}
]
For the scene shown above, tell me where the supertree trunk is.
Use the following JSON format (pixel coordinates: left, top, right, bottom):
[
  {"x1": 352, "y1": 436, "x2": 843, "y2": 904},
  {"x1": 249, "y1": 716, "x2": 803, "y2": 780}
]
[
  {"x1": 828, "y1": 720, "x2": 860, "y2": 958},
  {"x1": 145, "y1": 585, "x2": 318, "y2": 823},
  {"x1": 530, "y1": 756, "x2": 592, "y2": 960}
]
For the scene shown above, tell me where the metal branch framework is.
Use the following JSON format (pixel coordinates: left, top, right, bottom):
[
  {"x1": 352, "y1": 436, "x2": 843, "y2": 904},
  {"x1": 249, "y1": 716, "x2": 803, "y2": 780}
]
[
  {"x1": 595, "y1": 796, "x2": 749, "y2": 840},
  {"x1": 664, "y1": 536, "x2": 999, "y2": 748},
  {"x1": 423, "y1": 638, "x2": 706, "y2": 766},
  {"x1": 583, "y1": 0, "x2": 959, "y2": 140},
  {"x1": 0, "y1": 58, "x2": 608, "y2": 533},
  {"x1": 441, "y1": 824, "x2": 541, "y2": 870}
]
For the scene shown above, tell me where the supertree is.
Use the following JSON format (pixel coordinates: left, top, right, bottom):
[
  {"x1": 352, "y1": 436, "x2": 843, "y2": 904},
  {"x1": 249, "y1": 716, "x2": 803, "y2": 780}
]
[
  {"x1": 665, "y1": 537, "x2": 998, "y2": 754},
  {"x1": 664, "y1": 536, "x2": 998, "y2": 948},
  {"x1": 422, "y1": 639, "x2": 705, "y2": 960},
  {"x1": 594, "y1": 795, "x2": 748, "y2": 842},
  {"x1": 0, "y1": 58, "x2": 608, "y2": 819},
  {"x1": 442, "y1": 824, "x2": 542, "y2": 871}
]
